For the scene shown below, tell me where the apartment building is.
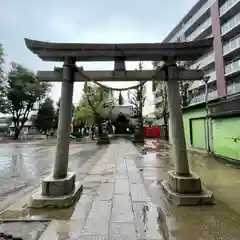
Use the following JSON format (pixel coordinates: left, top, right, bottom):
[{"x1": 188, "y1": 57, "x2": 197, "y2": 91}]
[{"x1": 154, "y1": 0, "x2": 240, "y2": 110}]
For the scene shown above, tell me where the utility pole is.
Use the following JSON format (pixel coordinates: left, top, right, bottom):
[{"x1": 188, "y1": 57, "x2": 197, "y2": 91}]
[{"x1": 203, "y1": 76, "x2": 210, "y2": 152}]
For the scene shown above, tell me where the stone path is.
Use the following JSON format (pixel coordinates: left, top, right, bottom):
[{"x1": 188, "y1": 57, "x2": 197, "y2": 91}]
[
  {"x1": 3, "y1": 140, "x2": 240, "y2": 239},
  {"x1": 38, "y1": 140, "x2": 163, "y2": 240}
]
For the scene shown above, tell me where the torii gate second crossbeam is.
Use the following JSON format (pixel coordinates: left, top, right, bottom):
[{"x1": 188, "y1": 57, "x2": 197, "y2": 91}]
[{"x1": 37, "y1": 67, "x2": 204, "y2": 82}]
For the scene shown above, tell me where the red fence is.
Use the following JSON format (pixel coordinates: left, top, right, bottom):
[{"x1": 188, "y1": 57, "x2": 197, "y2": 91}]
[{"x1": 144, "y1": 126, "x2": 160, "y2": 138}]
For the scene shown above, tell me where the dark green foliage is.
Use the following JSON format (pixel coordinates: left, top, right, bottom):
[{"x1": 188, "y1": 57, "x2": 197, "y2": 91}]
[
  {"x1": 32, "y1": 97, "x2": 55, "y2": 135},
  {"x1": 53, "y1": 98, "x2": 75, "y2": 129},
  {"x1": 0, "y1": 62, "x2": 50, "y2": 139}
]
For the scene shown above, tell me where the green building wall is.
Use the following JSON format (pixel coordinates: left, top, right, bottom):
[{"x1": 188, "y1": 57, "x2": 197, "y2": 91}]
[
  {"x1": 212, "y1": 117, "x2": 240, "y2": 161},
  {"x1": 182, "y1": 107, "x2": 206, "y2": 147},
  {"x1": 181, "y1": 106, "x2": 240, "y2": 161}
]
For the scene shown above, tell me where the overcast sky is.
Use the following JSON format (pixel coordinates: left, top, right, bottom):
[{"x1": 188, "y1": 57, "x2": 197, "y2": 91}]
[{"x1": 1, "y1": 0, "x2": 197, "y2": 114}]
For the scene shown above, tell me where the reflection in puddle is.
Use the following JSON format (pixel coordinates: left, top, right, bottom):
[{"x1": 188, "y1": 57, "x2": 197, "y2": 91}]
[
  {"x1": 139, "y1": 140, "x2": 240, "y2": 239},
  {"x1": 157, "y1": 206, "x2": 170, "y2": 240},
  {"x1": 141, "y1": 205, "x2": 149, "y2": 232}
]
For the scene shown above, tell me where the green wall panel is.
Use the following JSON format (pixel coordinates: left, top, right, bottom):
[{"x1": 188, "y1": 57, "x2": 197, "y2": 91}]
[
  {"x1": 212, "y1": 117, "x2": 240, "y2": 161},
  {"x1": 183, "y1": 107, "x2": 206, "y2": 147},
  {"x1": 191, "y1": 118, "x2": 206, "y2": 149}
]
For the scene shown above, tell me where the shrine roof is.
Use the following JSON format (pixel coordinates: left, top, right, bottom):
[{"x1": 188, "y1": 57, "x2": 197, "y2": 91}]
[{"x1": 24, "y1": 38, "x2": 213, "y2": 62}]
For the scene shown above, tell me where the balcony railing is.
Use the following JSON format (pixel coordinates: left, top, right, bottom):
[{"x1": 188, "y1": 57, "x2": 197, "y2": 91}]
[
  {"x1": 225, "y1": 59, "x2": 240, "y2": 75},
  {"x1": 170, "y1": 0, "x2": 215, "y2": 42},
  {"x1": 190, "y1": 51, "x2": 215, "y2": 69},
  {"x1": 221, "y1": 12, "x2": 240, "y2": 35},
  {"x1": 223, "y1": 34, "x2": 240, "y2": 55},
  {"x1": 220, "y1": 0, "x2": 240, "y2": 16},
  {"x1": 186, "y1": 17, "x2": 212, "y2": 41}
]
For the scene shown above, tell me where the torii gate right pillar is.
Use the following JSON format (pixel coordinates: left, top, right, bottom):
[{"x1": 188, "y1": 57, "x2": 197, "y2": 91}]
[{"x1": 160, "y1": 62, "x2": 214, "y2": 205}]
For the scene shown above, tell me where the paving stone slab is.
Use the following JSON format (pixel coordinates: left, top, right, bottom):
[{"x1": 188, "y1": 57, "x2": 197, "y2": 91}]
[
  {"x1": 130, "y1": 183, "x2": 151, "y2": 202},
  {"x1": 39, "y1": 220, "x2": 84, "y2": 240},
  {"x1": 132, "y1": 202, "x2": 164, "y2": 240},
  {"x1": 81, "y1": 201, "x2": 112, "y2": 236},
  {"x1": 71, "y1": 194, "x2": 96, "y2": 220},
  {"x1": 128, "y1": 171, "x2": 143, "y2": 184},
  {"x1": 111, "y1": 195, "x2": 133, "y2": 222},
  {"x1": 78, "y1": 236, "x2": 108, "y2": 240},
  {"x1": 114, "y1": 179, "x2": 130, "y2": 195},
  {"x1": 109, "y1": 222, "x2": 137, "y2": 240},
  {"x1": 97, "y1": 183, "x2": 114, "y2": 201}
]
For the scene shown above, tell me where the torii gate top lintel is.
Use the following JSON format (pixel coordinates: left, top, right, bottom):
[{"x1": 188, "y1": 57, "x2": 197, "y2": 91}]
[{"x1": 24, "y1": 38, "x2": 213, "y2": 62}]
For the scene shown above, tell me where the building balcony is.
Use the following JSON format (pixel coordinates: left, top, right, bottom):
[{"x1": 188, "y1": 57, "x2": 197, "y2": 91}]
[
  {"x1": 221, "y1": 12, "x2": 240, "y2": 41},
  {"x1": 170, "y1": 0, "x2": 215, "y2": 42},
  {"x1": 188, "y1": 70, "x2": 216, "y2": 90},
  {"x1": 186, "y1": 17, "x2": 212, "y2": 42},
  {"x1": 220, "y1": 0, "x2": 240, "y2": 23},
  {"x1": 190, "y1": 51, "x2": 215, "y2": 72},
  {"x1": 225, "y1": 58, "x2": 240, "y2": 77},
  {"x1": 223, "y1": 34, "x2": 240, "y2": 61}
]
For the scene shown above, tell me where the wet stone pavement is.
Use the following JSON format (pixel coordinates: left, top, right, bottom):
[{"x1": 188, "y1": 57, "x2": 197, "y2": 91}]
[
  {"x1": 137, "y1": 140, "x2": 240, "y2": 240},
  {"x1": 1, "y1": 139, "x2": 240, "y2": 239},
  {"x1": 35, "y1": 139, "x2": 164, "y2": 240},
  {"x1": 0, "y1": 140, "x2": 101, "y2": 212}
]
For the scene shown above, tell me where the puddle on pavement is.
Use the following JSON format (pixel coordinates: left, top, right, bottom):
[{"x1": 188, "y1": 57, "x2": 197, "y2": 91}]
[
  {"x1": 0, "y1": 221, "x2": 49, "y2": 240},
  {"x1": 0, "y1": 191, "x2": 96, "y2": 221},
  {"x1": 1, "y1": 140, "x2": 240, "y2": 239},
  {"x1": 0, "y1": 176, "x2": 100, "y2": 221},
  {"x1": 145, "y1": 182, "x2": 240, "y2": 240},
  {"x1": 137, "y1": 140, "x2": 240, "y2": 239}
]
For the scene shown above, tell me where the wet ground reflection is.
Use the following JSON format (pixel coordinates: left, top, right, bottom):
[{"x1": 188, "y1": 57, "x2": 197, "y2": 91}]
[
  {"x1": 135, "y1": 140, "x2": 240, "y2": 239},
  {"x1": 0, "y1": 141, "x2": 99, "y2": 212}
]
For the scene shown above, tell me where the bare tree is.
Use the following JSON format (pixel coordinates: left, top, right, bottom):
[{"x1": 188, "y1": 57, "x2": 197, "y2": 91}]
[
  {"x1": 179, "y1": 81, "x2": 199, "y2": 107},
  {"x1": 177, "y1": 61, "x2": 201, "y2": 107},
  {"x1": 153, "y1": 61, "x2": 201, "y2": 106},
  {"x1": 128, "y1": 62, "x2": 146, "y2": 128},
  {"x1": 154, "y1": 81, "x2": 168, "y2": 139}
]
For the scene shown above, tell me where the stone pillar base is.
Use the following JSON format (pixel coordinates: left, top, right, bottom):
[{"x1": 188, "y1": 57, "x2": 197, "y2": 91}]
[
  {"x1": 29, "y1": 172, "x2": 83, "y2": 209},
  {"x1": 132, "y1": 128, "x2": 144, "y2": 144},
  {"x1": 132, "y1": 138, "x2": 145, "y2": 144},
  {"x1": 97, "y1": 136, "x2": 110, "y2": 145},
  {"x1": 161, "y1": 170, "x2": 214, "y2": 205}
]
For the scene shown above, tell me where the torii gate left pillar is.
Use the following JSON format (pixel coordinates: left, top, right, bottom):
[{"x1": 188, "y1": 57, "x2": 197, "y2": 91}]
[
  {"x1": 31, "y1": 57, "x2": 83, "y2": 208},
  {"x1": 53, "y1": 57, "x2": 75, "y2": 179}
]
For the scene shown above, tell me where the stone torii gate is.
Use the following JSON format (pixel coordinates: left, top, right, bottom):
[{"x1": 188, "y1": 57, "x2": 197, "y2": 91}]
[{"x1": 24, "y1": 38, "x2": 214, "y2": 208}]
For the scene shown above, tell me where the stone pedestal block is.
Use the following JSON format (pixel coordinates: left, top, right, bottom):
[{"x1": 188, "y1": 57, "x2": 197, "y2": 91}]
[
  {"x1": 132, "y1": 132, "x2": 144, "y2": 144},
  {"x1": 168, "y1": 170, "x2": 201, "y2": 193},
  {"x1": 29, "y1": 172, "x2": 83, "y2": 209},
  {"x1": 97, "y1": 136, "x2": 110, "y2": 145},
  {"x1": 30, "y1": 181, "x2": 83, "y2": 209},
  {"x1": 132, "y1": 138, "x2": 145, "y2": 144},
  {"x1": 161, "y1": 170, "x2": 214, "y2": 206},
  {"x1": 42, "y1": 172, "x2": 76, "y2": 197}
]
